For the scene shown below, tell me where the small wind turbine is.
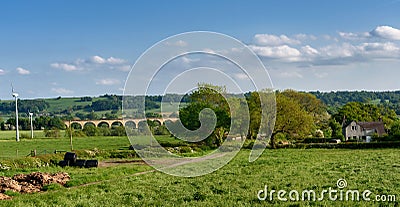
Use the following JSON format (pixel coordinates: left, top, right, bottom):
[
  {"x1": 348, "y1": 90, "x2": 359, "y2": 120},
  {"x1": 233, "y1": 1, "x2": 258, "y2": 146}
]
[
  {"x1": 28, "y1": 110, "x2": 33, "y2": 139},
  {"x1": 11, "y1": 84, "x2": 20, "y2": 142}
]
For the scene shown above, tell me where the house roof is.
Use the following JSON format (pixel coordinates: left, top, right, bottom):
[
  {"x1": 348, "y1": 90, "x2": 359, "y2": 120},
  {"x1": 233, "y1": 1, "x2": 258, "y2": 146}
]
[{"x1": 357, "y1": 121, "x2": 386, "y2": 135}]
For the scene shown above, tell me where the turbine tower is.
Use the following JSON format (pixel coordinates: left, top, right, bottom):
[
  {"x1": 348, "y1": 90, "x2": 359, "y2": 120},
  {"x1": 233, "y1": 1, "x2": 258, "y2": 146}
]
[
  {"x1": 12, "y1": 85, "x2": 20, "y2": 142},
  {"x1": 29, "y1": 111, "x2": 34, "y2": 138}
]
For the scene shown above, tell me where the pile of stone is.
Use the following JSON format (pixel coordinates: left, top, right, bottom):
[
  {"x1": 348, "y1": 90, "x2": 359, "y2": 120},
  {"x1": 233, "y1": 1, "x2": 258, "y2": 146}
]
[{"x1": 0, "y1": 172, "x2": 70, "y2": 200}]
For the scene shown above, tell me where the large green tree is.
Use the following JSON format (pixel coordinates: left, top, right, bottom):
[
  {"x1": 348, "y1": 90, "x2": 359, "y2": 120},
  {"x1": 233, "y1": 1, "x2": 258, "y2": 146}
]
[
  {"x1": 246, "y1": 91, "x2": 262, "y2": 139},
  {"x1": 179, "y1": 84, "x2": 231, "y2": 146},
  {"x1": 328, "y1": 118, "x2": 345, "y2": 140},
  {"x1": 280, "y1": 89, "x2": 329, "y2": 128},
  {"x1": 269, "y1": 94, "x2": 314, "y2": 148},
  {"x1": 246, "y1": 90, "x2": 322, "y2": 147}
]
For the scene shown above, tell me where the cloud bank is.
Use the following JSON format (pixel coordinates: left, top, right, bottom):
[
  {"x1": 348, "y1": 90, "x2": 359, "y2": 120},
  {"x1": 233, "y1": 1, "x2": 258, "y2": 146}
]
[
  {"x1": 50, "y1": 55, "x2": 130, "y2": 72},
  {"x1": 248, "y1": 25, "x2": 400, "y2": 66}
]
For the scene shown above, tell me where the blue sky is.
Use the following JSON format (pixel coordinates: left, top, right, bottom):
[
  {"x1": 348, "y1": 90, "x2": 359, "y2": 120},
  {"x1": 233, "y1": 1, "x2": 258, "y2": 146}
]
[{"x1": 1, "y1": 0, "x2": 400, "y2": 99}]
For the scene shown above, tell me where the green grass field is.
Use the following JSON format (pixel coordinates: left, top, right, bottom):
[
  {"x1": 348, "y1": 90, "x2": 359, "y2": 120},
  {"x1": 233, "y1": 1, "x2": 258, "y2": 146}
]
[
  {"x1": 0, "y1": 131, "x2": 131, "y2": 159},
  {"x1": 0, "y1": 130, "x2": 45, "y2": 140},
  {"x1": 45, "y1": 97, "x2": 94, "y2": 112},
  {"x1": 0, "y1": 131, "x2": 187, "y2": 159},
  {"x1": 1, "y1": 147, "x2": 399, "y2": 206}
]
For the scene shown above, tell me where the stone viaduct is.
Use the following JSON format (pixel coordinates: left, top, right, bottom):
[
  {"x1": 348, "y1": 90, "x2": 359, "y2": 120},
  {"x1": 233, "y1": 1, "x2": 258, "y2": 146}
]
[{"x1": 64, "y1": 118, "x2": 179, "y2": 129}]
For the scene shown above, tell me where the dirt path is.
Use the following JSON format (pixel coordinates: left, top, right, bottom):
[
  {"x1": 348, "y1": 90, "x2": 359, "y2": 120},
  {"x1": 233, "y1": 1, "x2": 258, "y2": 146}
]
[
  {"x1": 71, "y1": 152, "x2": 229, "y2": 189},
  {"x1": 98, "y1": 159, "x2": 146, "y2": 168}
]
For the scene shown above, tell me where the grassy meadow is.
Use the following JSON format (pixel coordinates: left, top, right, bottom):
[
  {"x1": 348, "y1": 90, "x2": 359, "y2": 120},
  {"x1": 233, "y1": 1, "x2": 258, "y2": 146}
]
[
  {"x1": 0, "y1": 131, "x2": 188, "y2": 159},
  {"x1": 0, "y1": 137, "x2": 399, "y2": 206},
  {"x1": 0, "y1": 130, "x2": 131, "y2": 159}
]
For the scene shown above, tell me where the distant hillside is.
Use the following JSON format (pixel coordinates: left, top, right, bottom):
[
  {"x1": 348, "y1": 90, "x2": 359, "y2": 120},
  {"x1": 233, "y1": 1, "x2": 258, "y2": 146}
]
[
  {"x1": 2, "y1": 91, "x2": 400, "y2": 120},
  {"x1": 310, "y1": 91, "x2": 400, "y2": 114},
  {"x1": 0, "y1": 94, "x2": 188, "y2": 120}
]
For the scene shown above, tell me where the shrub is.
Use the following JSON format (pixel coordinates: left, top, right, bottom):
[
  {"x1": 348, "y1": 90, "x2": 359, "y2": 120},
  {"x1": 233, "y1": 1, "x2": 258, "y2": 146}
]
[
  {"x1": 44, "y1": 128, "x2": 61, "y2": 138},
  {"x1": 111, "y1": 126, "x2": 126, "y2": 136},
  {"x1": 152, "y1": 125, "x2": 170, "y2": 135},
  {"x1": 303, "y1": 138, "x2": 328, "y2": 143},
  {"x1": 83, "y1": 125, "x2": 97, "y2": 136},
  {"x1": 178, "y1": 146, "x2": 193, "y2": 153},
  {"x1": 97, "y1": 127, "x2": 111, "y2": 136},
  {"x1": 20, "y1": 133, "x2": 30, "y2": 139}
]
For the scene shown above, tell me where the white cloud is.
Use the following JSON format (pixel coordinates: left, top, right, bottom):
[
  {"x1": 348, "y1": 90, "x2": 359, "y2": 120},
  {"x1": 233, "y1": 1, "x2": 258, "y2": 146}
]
[
  {"x1": 357, "y1": 42, "x2": 400, "y2": 58},
  {"x1": 51, "y1": 55, "x2": 129, "y2": 72},
  {"x1": 106, "y1": 57, "x2": 125, "y2": 64},
  {"x1": 254, "y1": 34, "x2": 301, "y2": 46},
  {"x1": 16, "y1": 67, "x2": 30, "y2": 75},
  {"x1": 91, "y1": 55, "x2": 106, "y2": 64},
  {"x1": 250, "y1": 27, "x2": 400, "y2": 67},
  {"x1": 234, "y1": 73, "x2": 250, "y2": 80},
  {"x1": 338, "y1": 32, "x2": 357, "y2": 39},
  {"x1": 90, "y1": 56, "x2": 126, "y2": 64},
  {"x1": 181, "y1": 56, "x2": 200, "y2": 64},
  {"x1": 50, "y1": 63, "x2": 78, "y2": 71},
  {"x1": 338, "y1": 26, "x2": 400, "y2": 41},
  {"x1": 51, "y1": 88, "x2": 73, "y2": 95},
  {"x1": 96, "y1": 78, "x2": 121, "y2": 85},
  {"x1": 116, "y1": 65, "x2": 131, "y2": 72},
  {"x1": 0, "y1": 69, "x2": 6, "y2": 75},
  {"x1": 294, "y1": 34, "x2": 317, "y2": 41},
  {"x1": 338, "y1": 32, "x2": 370, "y2": 40},
  {"x1": 203, "y1": 48, "x2": 218, "y2": 54},
  {"x1": 249, "y1": 45, "x2": 301, "y2": 61},
  {"x1": 301, "y1": 45, "x2": 319, "y2": 56},
  {"x1": 314, "y1": 72, "x2": 328, "y2": 78},
  {"x1": 165, "y1": 40, "x2": 188, "y2": 47},
  {"x1": 278, "y1": 71, "x2": 303, "y2": 78},
  {"x1": 370, "y1": 25, "x2": 400, "y2": 40},
  {"x1": 319, "y1": 43, "x2": 357, "y2": 58}
]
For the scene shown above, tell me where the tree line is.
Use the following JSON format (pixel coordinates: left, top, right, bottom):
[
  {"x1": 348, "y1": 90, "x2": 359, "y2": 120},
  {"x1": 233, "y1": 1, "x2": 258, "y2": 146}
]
[
  {"x1": 178, "y1": 85, "x2": 400, "y2": 148},
  {"x1": 311, "y1": 90, "x2": 400, "y2": 115},
  {"x1": 0, "y1": 99, "x2": 49, "y2": 114}
]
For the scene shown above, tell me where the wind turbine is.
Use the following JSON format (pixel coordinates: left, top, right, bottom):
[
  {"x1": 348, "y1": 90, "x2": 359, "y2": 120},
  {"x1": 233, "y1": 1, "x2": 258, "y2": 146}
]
[
  {"x1": 28, "y1": 110, "x2": 33, "y2": 138},
  {"x1": 12, "y1": 84, "x2": 19, "y2": 142}
]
